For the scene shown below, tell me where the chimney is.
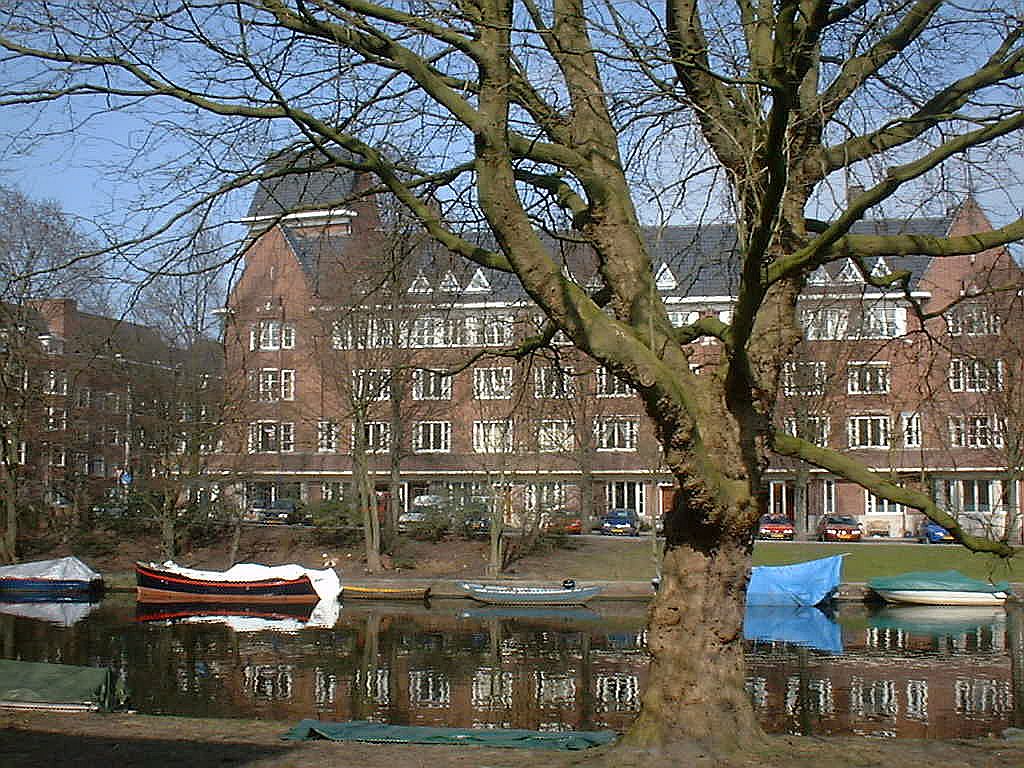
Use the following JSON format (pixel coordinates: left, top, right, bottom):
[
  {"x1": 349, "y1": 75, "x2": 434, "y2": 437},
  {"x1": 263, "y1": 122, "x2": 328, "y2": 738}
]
[{"x1": 30, "y1": 299, "x2": 78, "y2": 338}]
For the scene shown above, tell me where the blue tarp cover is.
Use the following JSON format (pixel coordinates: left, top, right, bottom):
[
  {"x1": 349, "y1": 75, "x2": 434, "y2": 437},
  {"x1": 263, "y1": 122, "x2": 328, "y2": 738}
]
[
  {"x1": 746, "y1": 554, "x2": 845, "y2": 607},
  {"x1": 868, "y1": 570, "x2": 1009, "y2": 594},
  {"x1": 743, "y1": 605, "x2": 843, "y2": 653},
  {"x1": 283, "y1": 719, "x2": 617, "y2": 750}
]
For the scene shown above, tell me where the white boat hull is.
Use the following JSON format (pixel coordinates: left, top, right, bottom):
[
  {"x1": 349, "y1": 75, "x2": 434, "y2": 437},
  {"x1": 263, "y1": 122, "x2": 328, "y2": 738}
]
[
  {"x1": 873, "y1": 589, "x2": 1007, "y2": 606},
  {"x1": 461, "y1": 582, "x2": 602, "y2": 606}
]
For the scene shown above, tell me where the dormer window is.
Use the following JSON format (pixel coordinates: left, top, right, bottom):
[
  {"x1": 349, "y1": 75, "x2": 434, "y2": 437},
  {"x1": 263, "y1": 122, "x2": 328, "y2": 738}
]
[
  {"x1": 465, "y1": 268, "x2": 492, "y2": 294},
  {"x1": 655, "y1": 263, "x2": 678, "y2": 290},
  {"x1": 408, "y1": 274, "x2": 432, "y2": 294},
  {"x1": 39, "y1": 335, "x2": 64, "y2": 355},
  {"x1": 440, "y1": 270, "x2": 461, "y2": 292}
]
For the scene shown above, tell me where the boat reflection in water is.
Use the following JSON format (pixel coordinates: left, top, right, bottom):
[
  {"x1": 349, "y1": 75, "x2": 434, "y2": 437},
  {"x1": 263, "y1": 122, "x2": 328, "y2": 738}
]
[
  {"x1": 1, "y1": 594, "x2": 1022, "y2": 740},
  {"x1": 0, "y1": 600, "x2": 100, "y2": 627},
  {"x1": 135, "y1": 598, "x2": 340, "y2": 632}
]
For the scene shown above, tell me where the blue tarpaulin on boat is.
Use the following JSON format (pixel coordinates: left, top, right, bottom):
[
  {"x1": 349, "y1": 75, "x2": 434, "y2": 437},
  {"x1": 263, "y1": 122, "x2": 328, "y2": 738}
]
[
  {"x1": 743, "y1": 605, "x2": 843, "y2": 653},
  {"x1": 283, "y1": 719, "x2": 617, "y2": 750},
  {"x1": 746, "y1": 554, "x2": 845, "y2": 607}
]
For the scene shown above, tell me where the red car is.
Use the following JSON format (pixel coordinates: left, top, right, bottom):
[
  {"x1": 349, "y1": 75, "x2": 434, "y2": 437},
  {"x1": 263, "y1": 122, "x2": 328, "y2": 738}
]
[
  {"x1": 757, "y1": 514, "x2": 796, "y2": 540},
  {"x1": 544, "y1": 510, "x2": 583, "y2": 534},
  {"x1": 816, "y1": 514, "x2": 862, "y2": 542}
]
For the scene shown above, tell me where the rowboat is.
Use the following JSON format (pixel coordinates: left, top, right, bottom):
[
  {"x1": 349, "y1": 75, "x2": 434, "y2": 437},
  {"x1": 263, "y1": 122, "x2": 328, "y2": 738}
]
[
  {"x1": 868, "y1": 570, "x2": 1009, "y2": 606},
  {"x1": 0, "y1": 557, "x2": 103, "y2": 602},
  {"x1": 342, "y1": 584, "x2": 431, "y2": 600},
  {"x1": 461, "y1": 581, "x2": 602, "y2": 605},
  {"x1": 135, "y1": 561, "x2": 340, "y2": 604}
]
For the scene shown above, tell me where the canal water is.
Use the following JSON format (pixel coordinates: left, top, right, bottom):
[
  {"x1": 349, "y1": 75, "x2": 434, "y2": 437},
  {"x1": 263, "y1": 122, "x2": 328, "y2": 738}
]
[{"x1": 1, "y1": 595, "x2": 1021, "y2": 739}]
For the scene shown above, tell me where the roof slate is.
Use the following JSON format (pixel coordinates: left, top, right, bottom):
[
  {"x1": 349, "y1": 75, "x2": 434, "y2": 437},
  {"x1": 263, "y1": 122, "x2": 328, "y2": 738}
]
[{"x1": 247, "y1": 150, "x2": 361, "y2": 220}]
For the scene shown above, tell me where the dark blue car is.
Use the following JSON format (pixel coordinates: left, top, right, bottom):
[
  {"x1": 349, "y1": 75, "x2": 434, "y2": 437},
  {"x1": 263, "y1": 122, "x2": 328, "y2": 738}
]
[{"x1": 919, "y1": 520, "x2": 955, "y2": 544}]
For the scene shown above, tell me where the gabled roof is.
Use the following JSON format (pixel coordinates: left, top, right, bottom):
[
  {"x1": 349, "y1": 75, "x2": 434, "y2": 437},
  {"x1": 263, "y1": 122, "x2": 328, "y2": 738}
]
[{"x1": 247, "y1": 150, "x2": 362, "y2": 220}]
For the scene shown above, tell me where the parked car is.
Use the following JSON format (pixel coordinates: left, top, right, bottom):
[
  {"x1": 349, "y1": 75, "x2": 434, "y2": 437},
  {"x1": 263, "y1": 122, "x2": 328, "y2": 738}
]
[
  {"x1": 816, "y1": 514, "x2": 862, "y2": 542},
  {"x1": 462, "y1": 512, "x2": 492, "y2": 537},
  {"x1": 544, "y1": 510, "x2": 583, "y2": 535},
  {"x1": 255, "y1": 499, "x2": 309, "y2": 525},
  {"x1": 756, "y1": 514, "x2": 795, "y2": 541},
  {"x1": 600, "y1": 509, "x2": 640, "y2": 536},
  {"x1": 919, "y1": 520, "x2": 955, "y2": 544}
]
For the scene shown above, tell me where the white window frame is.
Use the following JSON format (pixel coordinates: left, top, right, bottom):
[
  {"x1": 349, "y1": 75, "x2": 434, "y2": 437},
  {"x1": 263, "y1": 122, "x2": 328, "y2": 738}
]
[
  {"x1": 948, "y1": 358, "x2": 1002, "y2": 393},
  {"x1": 800, "y1": 307, "x2": 849, "y2": 340},
  {"x1": 847, "y1": 415, "x2": 890, "y2": 449},
  {"x1": 865, "y1": 491, "x2": 905, "y2": 517},
  {"x1": 317, "y1": 420, "x2": 338, "y2": 452},
  {"x1": 44, "y1": 369, "x2": 68, "y2": 395},
  {"x1": 361, "y1": 421, "x2": 391, "y2": 453},
  {"x1": 847, "y1": 361, "x2": 890, "y2": 394},
  {"x1": 468, "y1": 314, "x2": 514, "y2": 346},
  {"x1": 412, "y1": 369, "x2": 451, "y2": 400},
  {"x1": 256, "y1": 368, "x2": 296, "y2": 401},
  {"x1": 900, "y1": 412, "x2": 922, "y2": 448},
  {"x1": 352, "y1": 369, "x2": 391, "y2": 401},
  {"x1": 50, "y1": 446, "x2": 66, "y2": 467},
  {"x1": 782, "y1": 361, "x2": 827, "y2": 396},
  {"x1": 413, "y1": 421, "x2": 451, "y2": 453},
  {"x1": 248, "y1": 421, "x2": 295, "y2": 453},
  {"x1": 857, "y1": 304, "x2": 906, "y2": 339},
  {"x1": 949, "y1": 415, "x2": 1003, "y2": 448},
  {"x1": 251, "y1": 320, "x2": 295, "y2": 351},
  {"x1": 783, "y1": 414, "x2": 830, "y2": 447},
  {"x1": 596, "y1": 367, "x2": 633, "y2": 397},
  {"x1": 595, "y1": 417, "x2": 639, "y2": 451},
  {"x1": 534, "y1": 366, "x2": 575, "y2": 399},
  {"x1": 472, "y1": 420, "x2": 514, "y2": 453},
  {"x1": 538, "y1": 419, "x2": 575, "y2": 453},
  {"x1": 947, "y1": 303, "x2": 1001, "y2": 336},
  {"x1": 46, "y1": 406, "x2": 67, "y2": 431},
  {"x1": 473, "y1": 367, "x2": 513, "y2": 400}
]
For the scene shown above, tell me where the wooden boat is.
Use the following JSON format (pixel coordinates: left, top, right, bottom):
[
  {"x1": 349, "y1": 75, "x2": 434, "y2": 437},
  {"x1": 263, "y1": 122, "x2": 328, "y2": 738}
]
[
  {"x1": 0, "y1": 557, "x2": 103, "y2": 601},
  {"x1": 342, "y1": 584, "x2": 431, "y2": 600},
  {"x1": 461, "y1": 581, "x2": 602, "y2": 606},
  {"x1": 868, "y1": 570, "x2": 1009, "y2": 606},
  {"x1": 135, "y1": 561, "x2": 340, "y2": 604}
]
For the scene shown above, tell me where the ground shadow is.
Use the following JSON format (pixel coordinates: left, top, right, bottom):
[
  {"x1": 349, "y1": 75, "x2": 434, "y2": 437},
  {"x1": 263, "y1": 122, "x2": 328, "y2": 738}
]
[{"x1": 0, "y1": 728, "x2": 294, "y2": 768}]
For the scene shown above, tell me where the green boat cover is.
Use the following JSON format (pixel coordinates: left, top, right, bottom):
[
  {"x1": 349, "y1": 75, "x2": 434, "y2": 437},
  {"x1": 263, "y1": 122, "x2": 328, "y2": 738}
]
[
  {"x1": 283, "y1": 719, "x2": 617, "y2": 750},
  {"x1": 0, "y1": 659, "x2": 115, "y2": 711},
  {"x1": 868, "y1": 570, "x2": 1009, "y2": 593}
]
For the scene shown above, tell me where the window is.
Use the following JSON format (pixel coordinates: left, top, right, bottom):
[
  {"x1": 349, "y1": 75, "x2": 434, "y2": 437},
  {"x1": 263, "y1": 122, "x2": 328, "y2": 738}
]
[
  {"x1": 856, "y1": 304, "x2": 906, "y2": 339},
  {"x1": 534, "y1": 366, "x2": 574, "y2": 398},
  {"x1": 248, "y1": 422, "x2": 295, "y2": 453},
  {"x1": 332, "y1": 317, "x2": 393, "y2": 349},
  {"x1": 361, "y1": 421, "x2": 391, "y2": 453},
  {"x1": 16, "y1": 441, "x2": 26, "y2": 465},
  {"x1": 948, "y1": 358, "x2": 1002, "y2": 392},
  {"x1": 597, "y1": 368, "x2": 633, "y2": 397},
  {"x1": 473, "y1": 420, "x2": 513, "y2": 453},
  {"x1": 250, "y1": 320, "x2": 295, "y2": 351},
  {"x1": 468, "y1": 314, "x2": 514, "y2": 346},
  {"x1": 848, "y1": 362, "x2": 890, "y2": 394},
  {"x1": 847, "y1": 415, "x2": 890, "y2": 448},
  {"x1": 413, "y1": 421, "x2": 451, "y2": 453},
  {"x1": 865, "y1": 491, "x2": 905, "y2": 517},
  {"x1": 800, "y1": 307, "x2": 848, "y2": 340},
  {"x1": 317, "y1": 421, "x2": 338, "y2": 452},
  {"x1": 76, "y1": 388, "x2": 92, "y2": 408},
  {"x1": 538, "y1": 420, "x2": 575, "y2": 452},
  {"x1": 352, "y1": 369, "x2": 391, "y2": 401},
  {"x1": 783, "y1": 415, "x2": 830, "y2": 447},
  {"x1": 46, "y1": 407, "x2": 67, "y2": 431},
  {"x1": 947, "y1": 303, "x2": 1000, "y2": 336},
  {"x1": 412, "y1": 369, "x2": 451, "y2": 400},
  {"x1": 410, "y1": 316, "x2": 461, "y2": 348},
  {"x1": 107, "y1": 393, "x2": 121, "y2": 413},
  {"x1": 823, "y1": 479, "x2": 836, "y2": 515},
  {"x1": 900, "y1": 412, "x2": 921, "y2": 448},
  {"x1": 254, "y1": 368, "x2": 296, "y2": 401},
  {"x1": 595, "y1": 417, "x2": 639, "y2": 451},
  {"x1": 949, "y1": 415, "x2": 1003, "y2": 448},
  {"x1": 50, "y1": 446, "x2": 66, "y2": 467},
  {"x1": 473, "y1": 367, "x2": 513, "y2": 399},
  {"x1": 44, "y1": 370, "x2": 68, "y2": 395},
  {"x1": 525, "y1": 482, "x2": 569, "y2": 512},
  {"x1": 782, "y1": 361, "x2": 827, "y2": 396}
]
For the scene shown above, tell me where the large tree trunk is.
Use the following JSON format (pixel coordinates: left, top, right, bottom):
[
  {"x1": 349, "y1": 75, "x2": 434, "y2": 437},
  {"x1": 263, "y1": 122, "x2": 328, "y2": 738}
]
[{"x1": 626, "y1": 523, "x2": 760, "y2": 753}]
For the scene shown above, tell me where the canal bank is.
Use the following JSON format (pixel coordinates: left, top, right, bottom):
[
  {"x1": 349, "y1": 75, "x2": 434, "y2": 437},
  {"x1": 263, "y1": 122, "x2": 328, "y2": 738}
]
[{"x1": 3, "y1": 710, "x2": 1024, "y2": 768}]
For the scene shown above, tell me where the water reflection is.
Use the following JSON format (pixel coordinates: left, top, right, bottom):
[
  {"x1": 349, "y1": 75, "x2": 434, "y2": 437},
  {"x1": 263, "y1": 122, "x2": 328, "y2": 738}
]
[
  {"x1": 743, "y1": 606, "x2": 842, "y2": 653},
  {"x1": 0, "y1": 600, "x2": 99, "y2": 627},
  {"x1": 0, "y1": 595, "x2": 1020, "y2": 740}
]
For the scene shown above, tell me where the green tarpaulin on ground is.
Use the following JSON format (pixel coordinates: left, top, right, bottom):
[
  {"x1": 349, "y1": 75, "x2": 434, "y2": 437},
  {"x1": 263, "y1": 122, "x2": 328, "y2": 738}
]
[
  {"x1": 0, "y1": 659, "x2": 115, "y2": 711},
  {"x1": 283, "y1": 719, "x2": 617, "y2": 750}
]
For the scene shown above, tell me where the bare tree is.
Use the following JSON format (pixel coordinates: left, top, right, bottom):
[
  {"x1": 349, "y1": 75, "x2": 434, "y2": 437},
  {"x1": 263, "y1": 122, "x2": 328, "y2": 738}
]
[{"x1": 3, "y1": 1, "x2": 1024, "y2": 752}]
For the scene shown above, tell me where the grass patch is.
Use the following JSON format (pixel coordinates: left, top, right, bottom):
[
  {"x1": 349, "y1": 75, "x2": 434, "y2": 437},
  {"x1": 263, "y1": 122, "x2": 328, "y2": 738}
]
[{"x1": 752, "y1": 541, "x2": 1023, "y2": 582}]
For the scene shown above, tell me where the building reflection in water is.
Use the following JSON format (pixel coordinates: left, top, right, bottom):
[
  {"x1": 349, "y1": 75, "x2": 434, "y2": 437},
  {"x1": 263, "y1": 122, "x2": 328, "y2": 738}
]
[{"x1": 0, "y1": 597, "x2": 1021, "y2": 739}]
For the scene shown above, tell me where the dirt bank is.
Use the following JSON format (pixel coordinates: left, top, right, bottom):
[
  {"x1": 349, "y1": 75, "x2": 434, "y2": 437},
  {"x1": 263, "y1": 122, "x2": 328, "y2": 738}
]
[{"x1": 2, "y1": 711, "x2": 1024, "y2": 768}]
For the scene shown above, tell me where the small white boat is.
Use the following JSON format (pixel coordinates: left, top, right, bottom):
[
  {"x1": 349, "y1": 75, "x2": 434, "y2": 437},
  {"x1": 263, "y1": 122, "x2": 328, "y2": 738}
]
[
  {"x1": 868, "y1": 570, "x2": 1009, "y2": 606},
  {"x1": 461, "y1": 581, "x2": 602, "y2": 606}
]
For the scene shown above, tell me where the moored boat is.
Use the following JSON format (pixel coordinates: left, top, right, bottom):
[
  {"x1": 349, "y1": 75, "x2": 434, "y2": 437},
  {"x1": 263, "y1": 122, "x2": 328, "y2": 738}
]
[
  {"x1": 342, "y1": 584, "x2": 431, "y2": 600},
  {"x1": 0, "y1": 557, "x2": 103, "y2": 602},
  {"x1": 461, "y1": 581, "x2": 602, "y2": 605},
  {"x1": 135, "y1": 561, "x2": 340, "y2": 604},
  {"x1": 745, "y1": 554, "x2": 846, "y2": 607},
  {"x1": 868, "y1": 570, "x2": 1009, "y2": 606}
]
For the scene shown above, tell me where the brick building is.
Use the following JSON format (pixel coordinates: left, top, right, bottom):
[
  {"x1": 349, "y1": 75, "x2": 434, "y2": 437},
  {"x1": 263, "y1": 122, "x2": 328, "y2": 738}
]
[
  {"x1": 219, "y1": 161, "x2": 1022, "y2": 539},
  {"x1": 0, "y1": 298, "x2": 221, "y2": 521}
]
